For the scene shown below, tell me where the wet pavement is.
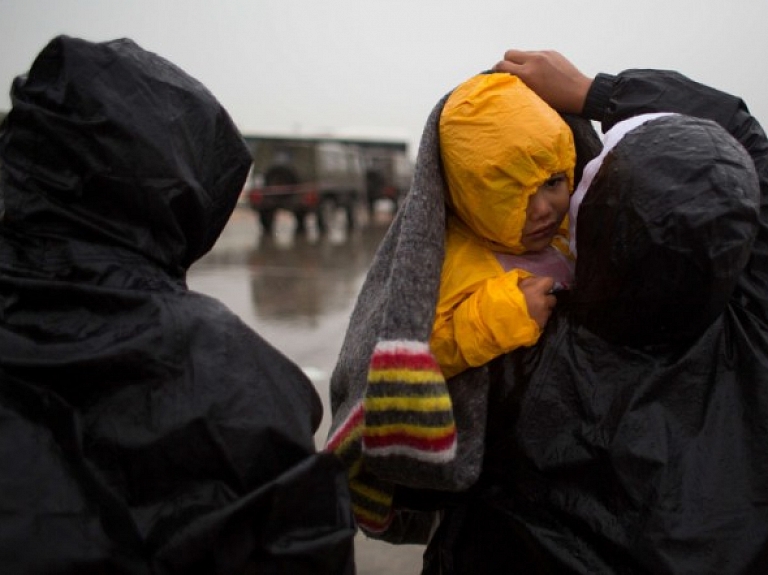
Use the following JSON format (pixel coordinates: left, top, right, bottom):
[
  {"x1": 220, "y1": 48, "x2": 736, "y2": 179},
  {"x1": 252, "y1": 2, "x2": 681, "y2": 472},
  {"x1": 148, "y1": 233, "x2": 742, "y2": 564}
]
[{"x1": 188, "y1": 203, "x2": 426, "y2": 574}]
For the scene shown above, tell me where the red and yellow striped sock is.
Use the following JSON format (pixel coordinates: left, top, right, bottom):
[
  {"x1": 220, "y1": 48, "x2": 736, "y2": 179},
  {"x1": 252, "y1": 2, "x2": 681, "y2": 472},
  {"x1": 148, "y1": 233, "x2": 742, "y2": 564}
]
[
  {"x1": 363, "y1": 340, "x2": 457, "y2": 463},
  {"x1": 326, "y1": 402, "x2": 395, "y2": 532}
]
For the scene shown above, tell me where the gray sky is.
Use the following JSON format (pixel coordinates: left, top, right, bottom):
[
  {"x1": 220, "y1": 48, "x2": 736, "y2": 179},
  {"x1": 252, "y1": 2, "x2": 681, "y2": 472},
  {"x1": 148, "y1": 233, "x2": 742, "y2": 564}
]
[{"x1": 2, "y1": 0, "x2": 767, "y2": 157}]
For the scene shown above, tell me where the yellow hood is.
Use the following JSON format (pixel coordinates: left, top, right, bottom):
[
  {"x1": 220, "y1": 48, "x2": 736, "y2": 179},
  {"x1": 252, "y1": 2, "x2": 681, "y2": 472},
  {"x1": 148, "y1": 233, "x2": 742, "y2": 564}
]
[{"x1": 439, "y1": 73, "x2": 576, "y2": 253}]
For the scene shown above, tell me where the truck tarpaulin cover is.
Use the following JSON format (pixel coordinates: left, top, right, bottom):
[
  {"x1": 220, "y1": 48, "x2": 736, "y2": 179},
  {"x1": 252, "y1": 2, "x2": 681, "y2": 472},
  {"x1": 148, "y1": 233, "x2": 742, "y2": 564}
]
[
  {"x1": 425, "y1": 72, "x2": 768, "y2": 574},
  {"x1": 0, "y1": 36, "x2": 355, "y2": 574}
]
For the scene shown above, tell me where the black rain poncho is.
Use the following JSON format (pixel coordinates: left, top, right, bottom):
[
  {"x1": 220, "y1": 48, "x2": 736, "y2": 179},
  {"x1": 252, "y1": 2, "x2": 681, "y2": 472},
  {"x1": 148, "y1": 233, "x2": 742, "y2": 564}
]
[
  {"x1": 424, "y1": 71, "x2": 768, "y2": 574},
  {"x1": 0, "y1": 36, "x2": 355, "y2": 574}
]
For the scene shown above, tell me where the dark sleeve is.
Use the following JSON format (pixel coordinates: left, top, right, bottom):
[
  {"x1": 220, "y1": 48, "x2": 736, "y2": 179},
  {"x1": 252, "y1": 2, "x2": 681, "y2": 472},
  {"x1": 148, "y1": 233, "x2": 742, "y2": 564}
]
[
  {"x1": 582, "y1": 68, "x2": 768, "y2": 322},
  {"x1": 583, "y1": 69, "x2": 751, "y2": 126},
  {"x1": 581, "y1": 72, "x2": 616, "y2": 122}
]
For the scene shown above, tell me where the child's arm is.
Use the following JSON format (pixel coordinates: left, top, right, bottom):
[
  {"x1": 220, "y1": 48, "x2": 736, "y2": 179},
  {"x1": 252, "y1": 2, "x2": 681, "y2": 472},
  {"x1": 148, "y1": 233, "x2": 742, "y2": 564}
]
[{"x1": 431, "y1": 271, "x2": 556, "y2": 379}]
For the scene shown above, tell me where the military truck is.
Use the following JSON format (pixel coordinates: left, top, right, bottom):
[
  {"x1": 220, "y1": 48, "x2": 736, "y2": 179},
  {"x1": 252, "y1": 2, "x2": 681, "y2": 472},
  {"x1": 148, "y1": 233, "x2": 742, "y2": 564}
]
[
  {"x1": 242, "y1": 134, "x2": 412, "y2": 234},
  {"x1": 242, "y1": 135, "x2": 366, "y2": 234}
]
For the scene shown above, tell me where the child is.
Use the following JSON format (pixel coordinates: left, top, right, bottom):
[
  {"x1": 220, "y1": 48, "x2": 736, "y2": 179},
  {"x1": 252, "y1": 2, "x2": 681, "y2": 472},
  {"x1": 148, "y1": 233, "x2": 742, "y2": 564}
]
[{"x1": 432, "y1": 72, "x2": 577, "y2": 378}]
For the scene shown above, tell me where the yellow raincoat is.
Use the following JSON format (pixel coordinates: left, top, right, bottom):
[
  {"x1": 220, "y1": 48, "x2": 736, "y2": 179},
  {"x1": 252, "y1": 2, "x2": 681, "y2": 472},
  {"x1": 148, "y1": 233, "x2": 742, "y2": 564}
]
[{"x1": 431, "y1": 73, "x2": 576, "y2": 379}]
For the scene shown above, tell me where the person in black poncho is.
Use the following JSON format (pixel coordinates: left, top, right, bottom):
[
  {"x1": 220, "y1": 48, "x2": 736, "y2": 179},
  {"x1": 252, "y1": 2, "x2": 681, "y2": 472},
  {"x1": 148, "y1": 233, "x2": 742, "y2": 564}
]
[
  {"x1": 0, "y1": 36, "x2": 355, "y2": 574},
  {"x1": 421, "y1": 50, "x2": 768, "y2": 574}
]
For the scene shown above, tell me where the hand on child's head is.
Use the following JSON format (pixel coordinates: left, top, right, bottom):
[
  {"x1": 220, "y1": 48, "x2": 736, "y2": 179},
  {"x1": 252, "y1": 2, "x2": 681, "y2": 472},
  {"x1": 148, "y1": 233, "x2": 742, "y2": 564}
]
[{"x1": 519, "y1": 276, "x2": 557, "y2": 328}]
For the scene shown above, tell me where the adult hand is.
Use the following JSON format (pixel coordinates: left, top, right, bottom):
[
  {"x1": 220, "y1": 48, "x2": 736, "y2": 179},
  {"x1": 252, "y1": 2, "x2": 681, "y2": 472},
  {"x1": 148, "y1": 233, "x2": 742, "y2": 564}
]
[
  {"x1": 493, "y1": 50, "x2": 593, "y2": 114},
  {"x1": 519, "y1": 276, "x2": 557, "y2": 329}
]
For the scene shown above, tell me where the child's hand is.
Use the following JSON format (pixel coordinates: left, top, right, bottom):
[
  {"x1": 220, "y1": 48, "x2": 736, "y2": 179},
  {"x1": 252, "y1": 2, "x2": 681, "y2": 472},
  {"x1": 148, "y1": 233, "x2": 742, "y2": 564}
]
[{"x1": 519, "y1": 276, "x2": 557, "y2": 329}]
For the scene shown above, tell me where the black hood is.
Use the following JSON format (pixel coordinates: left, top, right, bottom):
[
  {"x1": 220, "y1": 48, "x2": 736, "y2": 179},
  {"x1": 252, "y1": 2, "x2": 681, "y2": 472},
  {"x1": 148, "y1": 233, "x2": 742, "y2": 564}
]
[
  {"x1": 571, "y1": 114, "x2": 760, "y2": 346},
  {"x1": 0, "y1": 38, "x2": 357, "y2": 573},
  {"x1": 0, "y1": 36, "x2": 252, "y2": 380},
  {"x1": 0, "y1": 35, "x2": 251, "y2": 276}
]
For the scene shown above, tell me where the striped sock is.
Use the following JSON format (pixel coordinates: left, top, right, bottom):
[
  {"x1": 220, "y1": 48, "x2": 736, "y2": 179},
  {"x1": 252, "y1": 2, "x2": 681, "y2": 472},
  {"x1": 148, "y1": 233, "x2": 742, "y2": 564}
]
[
  {"x1": 363, "y1": 340, "x2": 457, "y2": 463},
  {"x1": 326, "y1": 402, "x2": 395, "y2": 532},
  {"x1": 348, "y1": 471, "x2": 395, "y2": 534}
]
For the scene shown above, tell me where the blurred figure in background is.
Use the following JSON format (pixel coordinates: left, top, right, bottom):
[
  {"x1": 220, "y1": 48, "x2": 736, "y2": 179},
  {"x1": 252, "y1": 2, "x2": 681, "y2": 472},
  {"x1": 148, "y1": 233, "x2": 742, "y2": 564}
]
[{"x1": 0, "y1": 36, "x2": 354, "y2": 574}]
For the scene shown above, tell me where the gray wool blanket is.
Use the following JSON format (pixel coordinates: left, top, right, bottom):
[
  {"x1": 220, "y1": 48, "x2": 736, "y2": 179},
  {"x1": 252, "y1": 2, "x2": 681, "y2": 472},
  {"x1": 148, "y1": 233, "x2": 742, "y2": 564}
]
[{"x1": 325, "y1": 91, "x2": 489, "y2": 543}]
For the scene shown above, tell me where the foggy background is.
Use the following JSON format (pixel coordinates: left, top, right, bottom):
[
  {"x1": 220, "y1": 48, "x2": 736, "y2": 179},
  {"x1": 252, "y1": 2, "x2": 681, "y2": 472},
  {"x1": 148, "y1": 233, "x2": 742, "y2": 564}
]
[
  {"x1": 2, "y1": 0, "x2": 767, "y2": 158},
  {"x1": 3, "y1": 3, "x2": 766, "y2": 572}
]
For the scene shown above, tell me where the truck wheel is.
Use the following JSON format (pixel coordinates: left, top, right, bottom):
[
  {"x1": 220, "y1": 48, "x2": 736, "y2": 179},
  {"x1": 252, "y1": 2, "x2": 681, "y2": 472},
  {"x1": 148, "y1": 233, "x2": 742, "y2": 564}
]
[
  {"x1": 294, "y1": 211, "x2": 308, "y2": 234},
  {"x1": 259, "y1": 210, "x2": 276, "y2": 234},
  {"x1": 317, "y1": 198, "x2": 336, "y2": 233}
]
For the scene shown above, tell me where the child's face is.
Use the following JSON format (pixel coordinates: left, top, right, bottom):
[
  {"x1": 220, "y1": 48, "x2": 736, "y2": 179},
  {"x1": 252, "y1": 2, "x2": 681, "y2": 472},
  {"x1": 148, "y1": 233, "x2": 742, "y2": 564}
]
[{"x1": 521, "y1": 173, "x2": 570, "y2": 252}]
